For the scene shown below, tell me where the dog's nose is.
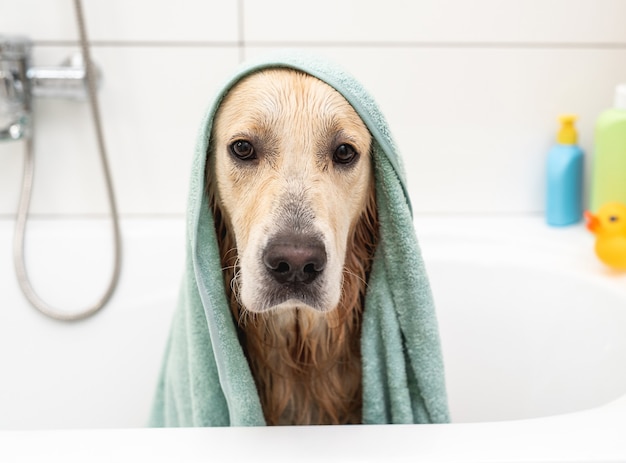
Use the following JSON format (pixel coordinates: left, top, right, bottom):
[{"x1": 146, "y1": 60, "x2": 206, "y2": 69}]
[{"x1": 263, "y1": 234, "x2": 327, "y2": 284}]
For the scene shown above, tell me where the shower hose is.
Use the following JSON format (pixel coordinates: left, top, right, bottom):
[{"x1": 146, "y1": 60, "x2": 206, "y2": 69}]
[{"x1": 13, "y1": 0, "x2": 122, "y2": 321}]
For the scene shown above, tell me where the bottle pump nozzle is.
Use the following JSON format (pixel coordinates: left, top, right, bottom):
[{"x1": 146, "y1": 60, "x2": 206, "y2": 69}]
[{"x1": 557, "y1": 114, "x2": 578, "y2": 145}]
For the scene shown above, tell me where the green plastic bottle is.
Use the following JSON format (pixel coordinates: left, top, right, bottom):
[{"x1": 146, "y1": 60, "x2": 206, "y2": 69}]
[{"x1": 590, "y1": 84, "x2": 626, "y2": 212}]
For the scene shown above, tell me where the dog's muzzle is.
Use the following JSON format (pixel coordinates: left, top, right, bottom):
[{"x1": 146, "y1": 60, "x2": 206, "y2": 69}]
[
  {"x1": 263, "y1": 233, "x2": 327, "y2": 285},
  {"x1": 256, "y1": 231, "x2": 331, "y2": 311}
]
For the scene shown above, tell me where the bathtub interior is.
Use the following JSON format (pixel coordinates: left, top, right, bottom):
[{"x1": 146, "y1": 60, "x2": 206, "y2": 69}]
[
  {"x1": 417, "y1": 216, "x2": 626, "y2": 423},
  {"x1": 0, "y1": 218, "x2": 184, "y2": 430},
  {"x1": 1, "y1": 215, "x2": 626, "y2": 430}
]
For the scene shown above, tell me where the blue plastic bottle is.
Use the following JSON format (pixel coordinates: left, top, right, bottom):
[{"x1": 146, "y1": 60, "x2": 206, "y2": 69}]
[{"x1": 546, "y1": 115, "x2": 584, "y2": 226}]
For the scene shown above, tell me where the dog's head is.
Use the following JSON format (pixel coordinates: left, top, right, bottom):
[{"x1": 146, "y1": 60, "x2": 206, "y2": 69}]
[{"x1": 208, "y1": 69, "x2": 374, "y2": 314}]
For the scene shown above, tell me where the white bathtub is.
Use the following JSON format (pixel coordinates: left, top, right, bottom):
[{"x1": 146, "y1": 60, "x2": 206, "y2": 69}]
[{"x1": 1, "y1": 215, "x2": 626, "y2": 462}]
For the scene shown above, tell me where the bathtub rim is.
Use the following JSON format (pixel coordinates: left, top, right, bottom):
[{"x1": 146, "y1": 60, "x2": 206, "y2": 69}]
[{"x1": 1, "y1": 396, "x2": 625, "y2": 463}]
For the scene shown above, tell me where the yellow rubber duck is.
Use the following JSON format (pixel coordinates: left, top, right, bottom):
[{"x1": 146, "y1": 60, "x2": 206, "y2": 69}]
[{"x1": 584, "y1": 202, "x2": 626, "y2": 270}]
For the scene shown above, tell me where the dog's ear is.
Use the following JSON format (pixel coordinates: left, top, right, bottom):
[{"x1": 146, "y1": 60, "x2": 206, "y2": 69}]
[
  {"x1": 206, "y1": 141, "x2": 231, "y2": 247},
  {"x1": 339, "y1": 162, "x2": 378, "y2": 316},
  {"x1": 354, "y1": 148, "x2": 378, "y2": 263},
  {"x1": 204, "y1": 142, "x2": 241, "y2": 322},
  {"x1": 204, "y1": 143, "x2": 215, "y2": 198}
]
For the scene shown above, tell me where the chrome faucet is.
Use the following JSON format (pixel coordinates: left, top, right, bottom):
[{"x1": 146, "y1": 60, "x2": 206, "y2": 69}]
[
  {"x1": 1, "y1": 35, "x2": 99, "y2": 141},
  {"x1": 0, "y1": 36, "x2": 31, "y2": 140}
]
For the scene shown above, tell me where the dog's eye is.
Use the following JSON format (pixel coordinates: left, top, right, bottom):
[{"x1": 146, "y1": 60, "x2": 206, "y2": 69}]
[
  {"x1": 333, "y1": 144, "x2": 358, "y2": 165},
  {"x1": 229, "y1": 140, "x2": 256, "y2": 160}
]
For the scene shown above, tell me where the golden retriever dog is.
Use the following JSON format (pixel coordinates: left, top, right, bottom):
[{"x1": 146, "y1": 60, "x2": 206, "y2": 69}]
[{"x1": 206, "y1": 69, "x2": 379, "y2": 425}]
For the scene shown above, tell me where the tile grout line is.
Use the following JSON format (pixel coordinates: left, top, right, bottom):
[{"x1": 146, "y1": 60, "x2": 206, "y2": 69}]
[
  {"x1": 244, "y1": 40, "x2": 626, "y2": 50},
  {"x1": 31, "y1": 40, "x2": 626, "y2": 50},
  {"x1": 32, "y1": 40, "x2": 239, "y2": 48},
  {"x1": 238, "y1": 0, "x2": 246, "y2": 62}
]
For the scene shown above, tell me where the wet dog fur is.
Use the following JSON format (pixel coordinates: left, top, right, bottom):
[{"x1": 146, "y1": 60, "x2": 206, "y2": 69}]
[{"x1": 206, "y1": 68, "x2": 379, "y2": 425}]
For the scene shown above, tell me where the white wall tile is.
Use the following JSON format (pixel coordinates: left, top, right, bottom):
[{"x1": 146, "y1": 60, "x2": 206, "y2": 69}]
[
  {"x1": 0, "y1": 0, "x2": 239, "y2": 43},
  {"x1": 0, "y1": 0, "x2": 75, "y2": 41},
  {"x1": 244, "y1": 0, "x2": 626, "y2": 44},
  {"x1": 0, "y1": 46, "x2": 239, "y2": 216},
  {"x1": 84, "y1": 1, "x2": 239, "y2": 43},
  {"x1": 95, "y1": 46, "x2": 239, "y2": 215},
  {"x1": 245, "y1": 46, "x2": 626, "y2": 213},
  {"x1": 2, "y1": 1, "x2": 626, "y2": 217},
  {"x1": 1, "y1": 144, "x2": 24, "y2": 216}
]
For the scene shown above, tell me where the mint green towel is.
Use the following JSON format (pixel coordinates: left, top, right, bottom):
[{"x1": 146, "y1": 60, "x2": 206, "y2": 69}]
[{"x1": 149, "y1": 51, "x2": 449, "y2": 426}]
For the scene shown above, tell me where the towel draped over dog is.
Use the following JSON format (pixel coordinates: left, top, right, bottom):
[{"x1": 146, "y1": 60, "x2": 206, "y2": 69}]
[{"x1": 149, "y1": 52, "x2": 450, "y2": 426}]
